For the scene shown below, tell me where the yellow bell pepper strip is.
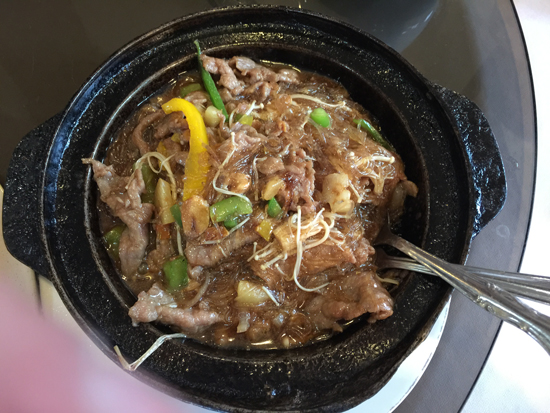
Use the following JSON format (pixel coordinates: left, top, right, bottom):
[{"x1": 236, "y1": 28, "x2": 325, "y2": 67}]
[
  {"x1": 256, "y1": 219, "x2": 274, "y2": 241},
  {"x1": 162, "y1": 97, "x2": 210, "y2": 200},
  {"x1": 194, "y1": 40, "x2": 229, "y2": 118},
  {"x1": 353, "y1": 118, "x2": 395, "y2": 151}
]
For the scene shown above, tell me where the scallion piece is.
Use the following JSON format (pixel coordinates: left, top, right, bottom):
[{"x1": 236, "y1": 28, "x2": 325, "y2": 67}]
[
  {"x1": 310, "y1": 107, "x2": 331, "y2": 128},
  {"x1": 353, "y1": 118, "x2": 395, "y2": 151},
  {"x1": 194, "y1": 40, "x2": 228, "y2": 119},
  {"x1": 170, "y1": 204, "x2": 183, "y2": 228},
  {"x1": 236, "y1": 113, "x2": 253, "y2": 125},
  {"x1": 267, "y1": 197, "x2": 283, "y2": 218},
  {"x1": 140, "y1": 164, "x2": 157, "y2": 204},
  {"x1": 180, "y1": 83, "x2": 203, "y2": 98}
]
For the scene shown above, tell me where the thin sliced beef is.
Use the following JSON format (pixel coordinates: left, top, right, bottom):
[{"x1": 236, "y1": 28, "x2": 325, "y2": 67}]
[
  {"x1": 279, "y1": 148, "x2": 317, "y2": 214},
  {"x1": 249, "y1": 256, "x2": 293, "y2": 291},
  {"x1": 185, "y1": 226, "x2": 260, "y2": 267},
  {"x1": 202, "y1": 54, "x2": 244, "y2": 95},
  {"x1": 83, "y1": 159, "x2": 128, "y2": 200},
  {"x1": 215, "y1": 124, "x2": 265, "y2": 166},
  {"x1": 261, "y1": 120, "x2": 289, "y2": 138},
  {"x1": 82, "y1": 159, "x2": 154, "y2": 276},
  {"x1": 146, "y1": 239, "x2": 175, "y2": 274},
  {"x1": 300, "y1": 242, "x2": 356, "y2": 275},
  {"x1": 277, "y1": 68, "x2": 301, "y2": 84},
  {"x1": 131, "y1": 110, "x2": 164, "y2": 156},
  {"x1": 353, "y1": 237, "x2": 375, "y2": 264},
  {"x1": 218, "y1": 87, "x2": 233, "y2": 103},
  {"x1": 184, "y1": 90, "x2": 210, "y2": 107},
  {"x1": 129, "y1": 284, "x2": 222, "y2": 331},
  {"x1": 242, "y1": 81, "x2": 277, "y2": 103},
  {"x1": 257, "y1": 156, "x2": 284, "y2": 175},
  {"x1": 153, "y1": 111, "x2": 189, "y2": 140},
  {"x1": 305, "y1": 271, "x2": 394, "y2": 330},
  {"x1": 230, "y1": 56, "x2": 256, "y2": 72},
  {"x1": 230, "y1": 56, "x2": 300, "y2": 85},
  {"x1": 161, "y1": 138, "x2": 188, "y2": 170},
  {"x1": 118, "y1": 207, "x2": 154, "y2": 277}
]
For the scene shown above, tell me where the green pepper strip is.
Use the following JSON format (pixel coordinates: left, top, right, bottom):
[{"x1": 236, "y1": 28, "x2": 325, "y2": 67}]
[
  {"x1": 310, "y1": 107, "x2": 331, "y2": 128},
  {"x1": 180, "y1": 83, "x2": 203, "y2": 98},
  {"x1": 170, "y1": 204, "x2": 183, "y2": 228},
  {"x1": 103, "y1": 225, "x2": 126, "y2": 260},
  {"x1": 353, "y1": 119, "x2": 395, "y2": 151},
  {"x1": 267, "y1": 197, "x2": 283, "y2": 218},
  {"x1": 163, "y1": 256, "x2": 189, "y2": 291},
  {"x1": 194, "y1": 40, "x2": 229, "y2": 119},
  {"x1": 140, "y1": 164, "x2": 157, "y2": 204},
  {"x1": 210, "y1": 196, "x2": 253, "y2": 223}
]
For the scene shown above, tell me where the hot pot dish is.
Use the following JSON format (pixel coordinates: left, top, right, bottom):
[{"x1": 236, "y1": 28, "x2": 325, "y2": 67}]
[
  {"x1": 84, "y1": 44, "x2": 418, "y2": 351},
  {"x1": 3, "y1": 6, "x2": 506, "y2": 411}
]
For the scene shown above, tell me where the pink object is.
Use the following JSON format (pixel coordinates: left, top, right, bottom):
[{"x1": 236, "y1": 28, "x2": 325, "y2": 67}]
[{"x1": 0, "y1": 278, "x2": 182, "y2": 413}]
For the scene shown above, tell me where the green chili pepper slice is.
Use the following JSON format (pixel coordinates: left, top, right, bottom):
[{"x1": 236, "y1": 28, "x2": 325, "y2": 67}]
[
  {"x1": 310, "y1": 107, "x2": 331, "y2": 128},
  {"x1": 140, "y1": 164, "x2": 157, "y2": 204},
  {"x1": 210, "y1": 196, "x2": 253, "y2": 223},
  {"x1": 267, "y1": 197, "x2": 283, "y2": 218},
  {"x1": 180, "y1": 83, "x2": 203, "y2": 98},
  {"x1": 170, "y1": 204, "x2": 183, "y2": 228},
  {"x1": 223, "y1": 216, "x2": 240, "y2": 229},
  {"x1": 103, "y1": 225, "x2": 126, "y2": 260},
  {"x1": 163, "y1": 256, "x2": 189, "y2": 291},
  {"x1": 194, "y1": 40, "x2": 229, "y2": 119},
  {"x1": 353, "y1": 119, "x2": 395, "y2": 151}
]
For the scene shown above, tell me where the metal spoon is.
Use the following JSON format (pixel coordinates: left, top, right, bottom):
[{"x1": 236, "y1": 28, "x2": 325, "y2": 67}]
[
  {"x1": 375, "y1": 223, "x2": 550, "y2": 356},
  {"x1": 375, "y1": 248, "x2": 550, "y2": 304}
]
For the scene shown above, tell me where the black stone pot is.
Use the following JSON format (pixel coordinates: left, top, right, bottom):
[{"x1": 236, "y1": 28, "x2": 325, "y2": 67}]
[{"x1": 2, "y1": 6, "x2": 506, "y2": 412}]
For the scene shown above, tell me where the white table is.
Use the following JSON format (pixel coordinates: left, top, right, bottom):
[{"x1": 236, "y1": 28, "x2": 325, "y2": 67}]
[{"x1": 463, "y1": 1, "x2": 550, "y2": 411}]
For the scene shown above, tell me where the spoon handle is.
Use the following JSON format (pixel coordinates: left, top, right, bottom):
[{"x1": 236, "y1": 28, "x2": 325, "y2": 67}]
[
  {"x1": 380, "y1": 254, "x2": 550, "y2": 304},
  {"x1": 377, "y1": 227, "x2": 550, "y2": 356}
]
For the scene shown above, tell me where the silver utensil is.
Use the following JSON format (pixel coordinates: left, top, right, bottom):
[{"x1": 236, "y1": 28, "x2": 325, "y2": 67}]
[
  {"x1": 375, "y1": 248, "x2": 550, "y2": 304},
  {"x1": 375, "y1": 223, "x2": 550, "y2": 356}
]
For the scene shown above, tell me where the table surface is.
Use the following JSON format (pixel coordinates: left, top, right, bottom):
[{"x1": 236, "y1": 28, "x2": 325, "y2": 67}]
[
  {"x1": 463, "y1": 1, "x2": 550, "y2": 411},
  {"x1": 0, "y1": 0, "x2": 547, "y2": 412}
]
